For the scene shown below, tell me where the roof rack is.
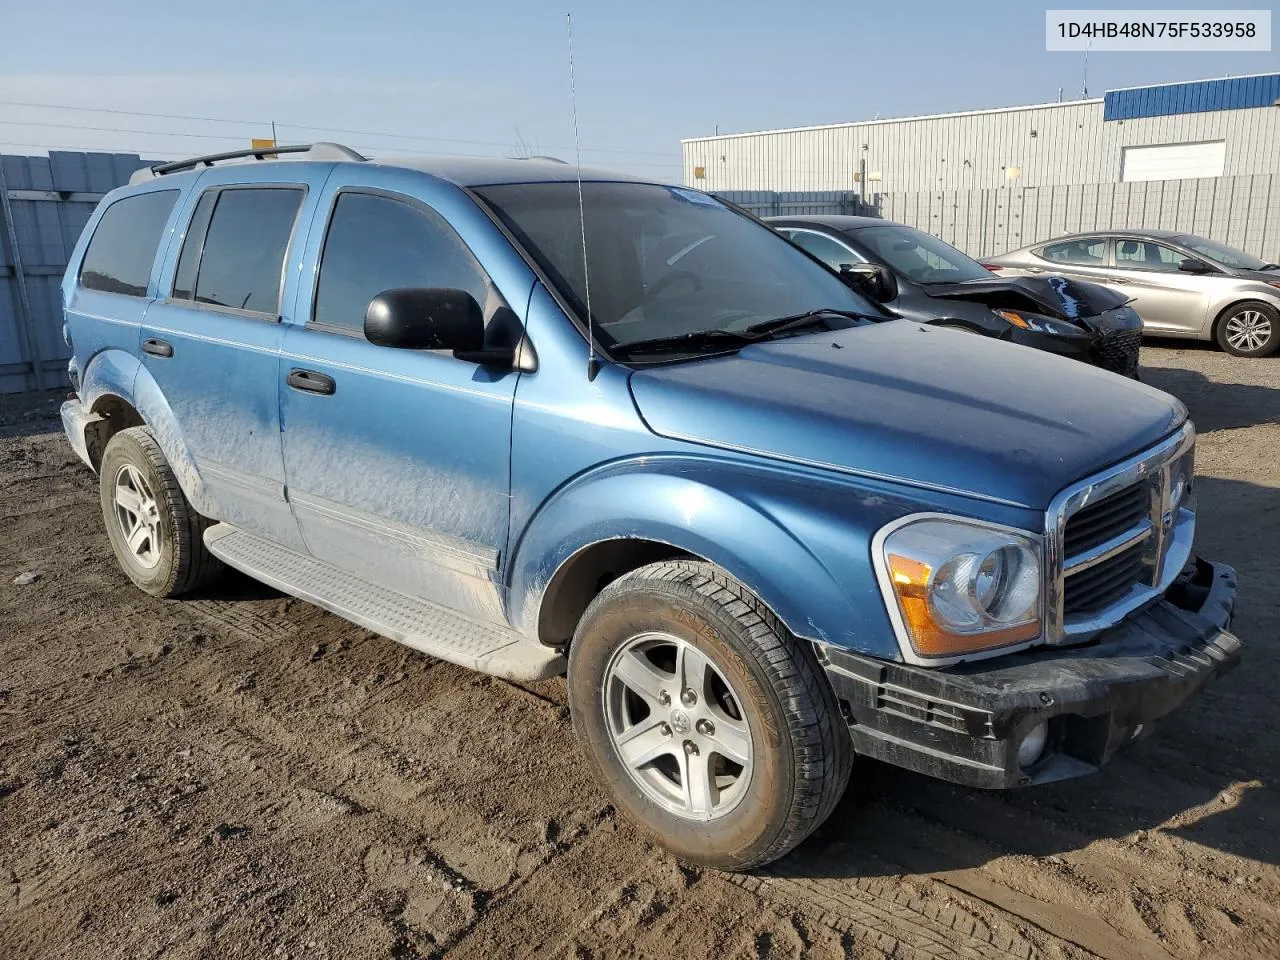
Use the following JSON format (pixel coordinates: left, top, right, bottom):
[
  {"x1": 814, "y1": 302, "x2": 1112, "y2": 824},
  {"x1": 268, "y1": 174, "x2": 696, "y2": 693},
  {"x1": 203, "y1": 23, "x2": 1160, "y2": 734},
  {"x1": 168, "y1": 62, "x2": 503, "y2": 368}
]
[{"x1": 129, "y1": 142, "x2": 366, "y2": 184}]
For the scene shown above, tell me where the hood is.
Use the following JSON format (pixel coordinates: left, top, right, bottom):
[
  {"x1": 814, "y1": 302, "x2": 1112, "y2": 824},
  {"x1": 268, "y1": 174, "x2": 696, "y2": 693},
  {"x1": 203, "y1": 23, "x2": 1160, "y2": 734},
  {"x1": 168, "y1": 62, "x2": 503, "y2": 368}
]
[
  {"x1": 922, "y1": 275, "x2": 1128, "y2": 324},
  {"x1": 629, "y1": 321, "x2": 1186, "y2": 509},
  {"x1": 1231, "y1": 266, "x2": 1280, "y2": 284}
]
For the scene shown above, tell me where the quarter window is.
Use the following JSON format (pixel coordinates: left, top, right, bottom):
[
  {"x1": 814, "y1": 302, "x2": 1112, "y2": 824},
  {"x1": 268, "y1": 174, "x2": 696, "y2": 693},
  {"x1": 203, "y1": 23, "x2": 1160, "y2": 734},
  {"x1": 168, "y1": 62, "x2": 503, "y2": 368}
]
[
  {"x1": 313, "y1": 192, "x2": 492, "y2": 332},
  {"x1": 1040, "y1": 238, "x2": 1106, "y2": 265},
  {"x1": 79, "y1": 190, "x2": 179, "y2": 297},
  {"x1": 1114, "y1": 240, "x2": 1183, "y2": 273},
  {"x1": 172, "y1": 187, "x2": 303, "y2": 314}
]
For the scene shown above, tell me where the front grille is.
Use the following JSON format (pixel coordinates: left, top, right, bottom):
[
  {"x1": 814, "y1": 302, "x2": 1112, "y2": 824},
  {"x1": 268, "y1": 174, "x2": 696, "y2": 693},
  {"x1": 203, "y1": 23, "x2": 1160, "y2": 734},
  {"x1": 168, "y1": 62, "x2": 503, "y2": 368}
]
[
  {"x1": 1063, "y1": 482, "x2": 1150, "y2": 556},
  {"x1": 1091, "y1": 331, "x2": 1142, "y2": 377},
  {"x1": 1050, "y1": 424, "x2": 1197, "y2": 640},
  {"x1": 1062, "y1": 543, "x2": 1145, "y2": 615}
]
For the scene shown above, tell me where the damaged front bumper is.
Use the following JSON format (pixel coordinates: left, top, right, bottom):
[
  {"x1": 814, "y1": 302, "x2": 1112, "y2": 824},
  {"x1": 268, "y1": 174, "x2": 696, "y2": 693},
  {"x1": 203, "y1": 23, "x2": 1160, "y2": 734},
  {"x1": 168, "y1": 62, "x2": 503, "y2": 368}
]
[{"x1": 819, "y1": 558, "x2": 1241, "y2": 788}]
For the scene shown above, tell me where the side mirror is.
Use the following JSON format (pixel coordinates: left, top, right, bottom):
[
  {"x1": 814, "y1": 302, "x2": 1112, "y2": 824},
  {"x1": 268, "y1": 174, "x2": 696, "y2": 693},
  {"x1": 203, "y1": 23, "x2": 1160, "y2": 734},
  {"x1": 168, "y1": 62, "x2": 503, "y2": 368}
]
[
  {"x1": 365, "y1": 287, "x2": 485, "y2": 353},
  {"x1": 1178, "y1": 258, "x2": 1211, "y2": 274},
  {"x1": 840, "y1": 263, "x2": 899, "y2": 302}
]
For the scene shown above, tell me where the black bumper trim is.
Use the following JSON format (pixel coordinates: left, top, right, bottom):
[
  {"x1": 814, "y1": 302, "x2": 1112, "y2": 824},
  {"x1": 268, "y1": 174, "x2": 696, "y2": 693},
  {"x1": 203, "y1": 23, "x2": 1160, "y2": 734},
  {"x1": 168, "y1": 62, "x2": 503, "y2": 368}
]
[{"x1": 819, "y1": 558, "x2": 1241, "y2": 789}]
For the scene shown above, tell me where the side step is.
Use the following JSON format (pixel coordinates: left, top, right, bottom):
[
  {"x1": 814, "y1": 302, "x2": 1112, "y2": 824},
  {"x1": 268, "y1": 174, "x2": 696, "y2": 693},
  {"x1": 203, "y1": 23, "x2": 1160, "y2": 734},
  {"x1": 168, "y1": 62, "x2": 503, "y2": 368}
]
[{"x1": 203, "y1": 524, "x2": 565, "y2": 682}]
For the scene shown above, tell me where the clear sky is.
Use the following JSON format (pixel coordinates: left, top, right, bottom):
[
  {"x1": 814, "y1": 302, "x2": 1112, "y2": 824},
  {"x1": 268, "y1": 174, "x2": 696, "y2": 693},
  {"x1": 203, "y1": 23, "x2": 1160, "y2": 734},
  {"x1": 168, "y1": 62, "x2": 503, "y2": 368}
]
[{"x1": 1, "y1": 0, "x2": 1276, "y2": 181}]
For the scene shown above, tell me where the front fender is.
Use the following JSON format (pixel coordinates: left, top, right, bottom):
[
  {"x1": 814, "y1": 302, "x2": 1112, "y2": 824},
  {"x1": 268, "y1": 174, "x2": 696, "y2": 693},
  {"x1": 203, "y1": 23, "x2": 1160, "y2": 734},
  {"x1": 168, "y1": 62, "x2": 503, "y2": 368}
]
[
  {"x1": 508, "y1": 455, "x2": 970, "y2": 660},
  {"x1": 79, "y1": 349, "x2": 214, "y2": 514}
]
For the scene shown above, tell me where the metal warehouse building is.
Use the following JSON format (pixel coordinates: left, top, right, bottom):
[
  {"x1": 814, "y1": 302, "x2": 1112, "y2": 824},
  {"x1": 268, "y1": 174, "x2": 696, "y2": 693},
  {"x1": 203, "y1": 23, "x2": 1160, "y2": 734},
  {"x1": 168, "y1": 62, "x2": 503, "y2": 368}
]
[
  {"x1": 682, "y1": 73, "x2": 1280, "y2": 193},
  {"x1": 682, "y1": 73, "x2": 1280, "y2": 263}
]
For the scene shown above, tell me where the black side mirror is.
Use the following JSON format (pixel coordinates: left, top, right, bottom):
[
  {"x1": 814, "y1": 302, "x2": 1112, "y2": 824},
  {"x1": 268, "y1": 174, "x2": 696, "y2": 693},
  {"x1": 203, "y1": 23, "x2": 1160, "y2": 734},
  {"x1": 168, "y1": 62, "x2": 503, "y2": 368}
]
[
  {"x1": 1178, "y1": 258, "x2": 1211, "y2": 274},
  {"x1": 365, "y1": 287, "x2": 485, "y2": 353},
  {"x1": 840, "y1": 263, "x2": 899, "y2": 302}
]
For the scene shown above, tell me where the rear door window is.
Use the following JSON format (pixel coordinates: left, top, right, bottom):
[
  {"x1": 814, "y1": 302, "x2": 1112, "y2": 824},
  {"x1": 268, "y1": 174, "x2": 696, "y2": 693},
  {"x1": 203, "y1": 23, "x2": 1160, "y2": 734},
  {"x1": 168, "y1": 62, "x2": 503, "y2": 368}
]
[
  {"x1": 79, "y1": 190, "x2": 179, "y2": 297},
  {"x1": 172, "y1": 187, "x2": 303, "y2": 315},
  {"x1": 1039, "y1": 238, "x2": 1106, "y2": 265}
]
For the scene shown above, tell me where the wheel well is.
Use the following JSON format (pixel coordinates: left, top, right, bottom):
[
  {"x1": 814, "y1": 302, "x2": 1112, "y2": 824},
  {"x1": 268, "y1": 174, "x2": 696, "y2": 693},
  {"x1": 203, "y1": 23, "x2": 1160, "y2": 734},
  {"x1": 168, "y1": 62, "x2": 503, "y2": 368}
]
[
  {"x1": 84, "y1": 395, "x2": 145, "y2": 471},
  {"x1": 537, "y1": 539, "x2": 694, "y2": 646}
]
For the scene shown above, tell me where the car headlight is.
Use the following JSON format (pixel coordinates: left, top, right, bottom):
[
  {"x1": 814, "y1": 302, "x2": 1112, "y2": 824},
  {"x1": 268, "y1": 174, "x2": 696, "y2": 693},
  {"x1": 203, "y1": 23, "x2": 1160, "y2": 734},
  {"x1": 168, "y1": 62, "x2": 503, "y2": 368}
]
[
  {"x1": 876, "y1": 516, "x2": 1042, "y2": 659},
  {"x1": 993, "y1": 309, "x2": 1086, "y2": 337}
]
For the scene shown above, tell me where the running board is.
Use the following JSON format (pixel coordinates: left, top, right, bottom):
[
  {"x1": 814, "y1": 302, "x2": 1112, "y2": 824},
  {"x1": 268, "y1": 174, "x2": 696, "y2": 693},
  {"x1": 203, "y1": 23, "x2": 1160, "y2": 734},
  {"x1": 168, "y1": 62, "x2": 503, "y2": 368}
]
[{"x1": 203, "y1": 524, "x2": 565, "y2": 682}]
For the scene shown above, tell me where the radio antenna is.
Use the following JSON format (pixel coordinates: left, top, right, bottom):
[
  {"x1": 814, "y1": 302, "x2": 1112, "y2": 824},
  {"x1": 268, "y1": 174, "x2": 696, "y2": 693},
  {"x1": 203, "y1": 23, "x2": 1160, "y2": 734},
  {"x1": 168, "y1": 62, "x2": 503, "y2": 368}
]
[{"x1": 566, "y1": 13, "x2": 599, "y2": 380}]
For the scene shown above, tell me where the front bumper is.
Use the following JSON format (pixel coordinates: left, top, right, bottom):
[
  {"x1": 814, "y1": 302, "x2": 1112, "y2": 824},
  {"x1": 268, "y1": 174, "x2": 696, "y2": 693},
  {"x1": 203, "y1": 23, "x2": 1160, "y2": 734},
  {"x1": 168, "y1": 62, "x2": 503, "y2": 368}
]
[
  {"x1": 819, "y1": 558, "x2": 1240, "y2": 788},
  {"x1": 1008, "y1": 307, "x2": 1142, "y2": 378}
]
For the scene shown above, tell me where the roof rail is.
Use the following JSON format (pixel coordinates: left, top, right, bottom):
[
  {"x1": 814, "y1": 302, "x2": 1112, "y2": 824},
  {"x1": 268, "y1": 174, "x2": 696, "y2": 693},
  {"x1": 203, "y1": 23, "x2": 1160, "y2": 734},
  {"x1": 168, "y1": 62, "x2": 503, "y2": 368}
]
[{"x1": 129, "y1": 141, "x2": 366, "y2": 184}]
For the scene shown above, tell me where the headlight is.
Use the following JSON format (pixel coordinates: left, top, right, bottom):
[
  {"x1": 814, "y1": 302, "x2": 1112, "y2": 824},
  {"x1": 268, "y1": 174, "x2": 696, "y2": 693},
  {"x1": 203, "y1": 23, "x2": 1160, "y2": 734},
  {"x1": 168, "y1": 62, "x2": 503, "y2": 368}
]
[
  {"x1": 993, "y1": 309, "x2": 1086, "y2": 337},
  {"x1": 876, "y1": 516, "x2": 1042, "y2": 659}
]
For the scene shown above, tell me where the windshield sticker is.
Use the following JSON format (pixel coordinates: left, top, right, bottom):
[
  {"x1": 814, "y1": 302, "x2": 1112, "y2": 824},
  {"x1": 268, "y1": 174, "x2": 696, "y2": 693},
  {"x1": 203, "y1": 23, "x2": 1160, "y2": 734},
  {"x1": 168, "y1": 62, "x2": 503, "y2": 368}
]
[{"x1": 669, "y1": 187, "x2": 721, "y2": 207}]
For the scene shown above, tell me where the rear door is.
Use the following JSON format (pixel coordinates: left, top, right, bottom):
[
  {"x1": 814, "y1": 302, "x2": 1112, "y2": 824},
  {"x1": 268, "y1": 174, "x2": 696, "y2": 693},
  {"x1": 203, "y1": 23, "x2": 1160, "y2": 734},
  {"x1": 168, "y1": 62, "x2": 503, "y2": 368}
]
[
  {"x1": 143, "y1": 164, "x2": 332, "y2": 550},
  {"x1": 1107, "y1": 238, "x2": 1208, "y2": 335},
  {"x1": 1032, "y1": 236, "x2": 1113, "y2": 285}
]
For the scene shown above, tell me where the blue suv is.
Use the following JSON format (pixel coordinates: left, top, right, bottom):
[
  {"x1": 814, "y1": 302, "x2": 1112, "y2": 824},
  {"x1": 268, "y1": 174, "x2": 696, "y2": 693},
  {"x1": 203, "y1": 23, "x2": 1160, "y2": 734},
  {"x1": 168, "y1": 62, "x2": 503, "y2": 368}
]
[{"x1": 60, "y1": 143, "x2": 1242, "y2": 870}]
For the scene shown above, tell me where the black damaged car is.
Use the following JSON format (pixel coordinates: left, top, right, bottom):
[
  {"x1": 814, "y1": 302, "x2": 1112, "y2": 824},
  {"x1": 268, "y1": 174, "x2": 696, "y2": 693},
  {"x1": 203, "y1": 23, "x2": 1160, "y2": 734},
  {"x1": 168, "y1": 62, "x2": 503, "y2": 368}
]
[{"x1": 768, "y1": 215, "x2": 1143, "y2": 378}]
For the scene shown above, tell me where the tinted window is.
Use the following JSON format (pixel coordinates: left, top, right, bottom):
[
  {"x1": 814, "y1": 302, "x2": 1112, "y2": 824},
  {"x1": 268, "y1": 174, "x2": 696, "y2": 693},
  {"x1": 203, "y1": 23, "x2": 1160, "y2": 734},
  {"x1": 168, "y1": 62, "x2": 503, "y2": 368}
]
[
  {"x1": 172, "y1": 190, "x2": 217, "y2": 300},
  {"x1": 1174, "y1": 234, "x2": 1268, "y2": 271},
  {"x1": 181, "y1": 188, "x2": 302, "y2": 313},
  {"x1": 1115, "y1": 239, "x2": 1182, "y2": 272},
  {"x1": 80, "y1": 190, "x2": 178, "y2": 297},
  {"x1": 788, "y1": 230, "x2": 863, "y2": 270},
  {"x1": 475, "y1": 182, "x2": 875, "y2": 353},
  {"x1": 854, "y1": 225, "x2": 990, "y2": 283},
  {"x1": 1041, "y1": 238, "x2": 1105, "y2": 265},
  {"x1": 314, "y1": 192, "x2": 491, "y2": 331}
]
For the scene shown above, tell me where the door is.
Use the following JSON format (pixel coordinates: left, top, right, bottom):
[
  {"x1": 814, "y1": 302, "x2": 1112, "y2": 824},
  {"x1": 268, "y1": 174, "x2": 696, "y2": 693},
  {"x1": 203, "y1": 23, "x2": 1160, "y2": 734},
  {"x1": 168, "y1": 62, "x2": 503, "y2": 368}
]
[
  {"x1": 1107, "y1": 238, "x2": 1208, "y2": 335},
  {"x1": 143, "y1": 166, "x2": 331, "y2": 551},
  {"x1": 279, "y1": 181, "x2": 523, "y2": 624}
]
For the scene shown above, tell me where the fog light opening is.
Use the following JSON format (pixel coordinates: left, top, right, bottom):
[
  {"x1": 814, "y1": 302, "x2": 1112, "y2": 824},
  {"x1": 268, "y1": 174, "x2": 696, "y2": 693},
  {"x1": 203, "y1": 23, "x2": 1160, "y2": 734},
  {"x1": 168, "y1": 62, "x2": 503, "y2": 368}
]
[{"x1": 1017, "y1": 722, "x2": 1049, "y2": 769}]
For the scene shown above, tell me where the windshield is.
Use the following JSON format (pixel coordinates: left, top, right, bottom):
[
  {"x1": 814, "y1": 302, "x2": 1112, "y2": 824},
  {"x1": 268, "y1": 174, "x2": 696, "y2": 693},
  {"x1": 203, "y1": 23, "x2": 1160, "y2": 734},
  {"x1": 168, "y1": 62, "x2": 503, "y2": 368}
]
[
  {"x1": 1173, "y1": 234, "x2": 1271, "y2": 271},
  {"x1": 474, "y1": 182, "x2": 876, "y2": 352},
  {"x1": 852, "y1": 224, "x2": 991, "y2": 284}
]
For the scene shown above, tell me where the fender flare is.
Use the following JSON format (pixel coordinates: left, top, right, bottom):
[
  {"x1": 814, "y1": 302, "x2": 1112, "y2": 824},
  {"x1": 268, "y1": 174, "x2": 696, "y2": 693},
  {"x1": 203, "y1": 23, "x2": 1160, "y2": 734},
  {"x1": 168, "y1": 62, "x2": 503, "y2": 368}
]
[
  {"x1": 506, "y1": 459, "x2": 899, "y2": 657},
  {"x1": 79, "y1": 349, "x2": 215, "y2": 515}
]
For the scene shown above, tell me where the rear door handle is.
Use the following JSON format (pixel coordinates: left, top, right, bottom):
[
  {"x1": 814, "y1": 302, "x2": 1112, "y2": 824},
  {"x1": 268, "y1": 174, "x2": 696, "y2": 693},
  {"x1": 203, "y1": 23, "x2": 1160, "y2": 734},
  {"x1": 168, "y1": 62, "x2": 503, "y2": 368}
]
[
  {"x1": 141, "y1": 338, "x2": 173, "y2": 358},
  {"x1": 287, "y1": 368, "x2": 336, "y2": 396}
]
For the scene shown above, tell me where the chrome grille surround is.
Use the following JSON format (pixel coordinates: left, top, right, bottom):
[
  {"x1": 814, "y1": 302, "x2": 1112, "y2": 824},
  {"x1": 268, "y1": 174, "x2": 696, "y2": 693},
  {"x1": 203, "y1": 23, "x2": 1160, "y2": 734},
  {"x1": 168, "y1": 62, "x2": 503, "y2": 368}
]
[{"x1": 1044, "y1": 422, "x2": 1196, "y2": 644}]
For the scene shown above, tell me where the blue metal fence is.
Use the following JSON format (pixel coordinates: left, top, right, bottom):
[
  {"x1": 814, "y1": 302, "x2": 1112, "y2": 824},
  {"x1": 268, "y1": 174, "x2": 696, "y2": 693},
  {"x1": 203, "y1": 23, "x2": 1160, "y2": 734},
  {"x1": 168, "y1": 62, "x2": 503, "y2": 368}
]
[{"x1": 0, "y1": 151, "x2": 153, "y2": 393}]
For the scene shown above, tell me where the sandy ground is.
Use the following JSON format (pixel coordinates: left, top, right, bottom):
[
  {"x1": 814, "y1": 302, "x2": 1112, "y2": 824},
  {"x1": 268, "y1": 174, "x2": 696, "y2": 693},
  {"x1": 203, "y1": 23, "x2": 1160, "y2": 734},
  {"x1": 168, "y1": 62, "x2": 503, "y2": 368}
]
[{"x1": 1, "y1": 342, "x2": 1278, "y2": 960}]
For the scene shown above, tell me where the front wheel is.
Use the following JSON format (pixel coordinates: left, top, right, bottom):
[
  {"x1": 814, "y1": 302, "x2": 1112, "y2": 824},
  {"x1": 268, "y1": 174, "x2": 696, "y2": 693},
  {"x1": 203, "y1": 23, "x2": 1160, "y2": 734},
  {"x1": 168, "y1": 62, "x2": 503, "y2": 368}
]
[
  {"x1": 568, "y1": 560, "x2": 852, "y2": 870},
  {"x1": 1216, "y1": 301, "x2": 1279, "y2": 357}
]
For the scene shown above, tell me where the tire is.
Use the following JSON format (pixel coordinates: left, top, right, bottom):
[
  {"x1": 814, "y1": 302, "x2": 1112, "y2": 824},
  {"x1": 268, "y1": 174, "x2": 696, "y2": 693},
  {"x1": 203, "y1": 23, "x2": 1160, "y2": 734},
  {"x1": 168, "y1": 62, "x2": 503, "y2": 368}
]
[
  {"x1": 98, "y1": 426, "x2": 223, "y2": 597},
  {"x1": 567, "y1": 560, "x2": 852, "y2": 870},
  {"x1": 1215, "y1": 301, "x2": 1280, "y2": 357}
]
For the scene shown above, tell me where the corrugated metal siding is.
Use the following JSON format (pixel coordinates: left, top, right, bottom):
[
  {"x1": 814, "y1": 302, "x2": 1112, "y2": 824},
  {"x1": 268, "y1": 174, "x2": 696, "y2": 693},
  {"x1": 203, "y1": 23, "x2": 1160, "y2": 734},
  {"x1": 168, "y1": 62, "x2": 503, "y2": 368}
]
[
  {"x1": 0, "y1": 151, "x2": 152, "y2": 393},
  {"x1": 1105, "y1": 74, "x2": 1280, "y2": 121},
  {"x1": 719, "y1": 174, "x2": 1280, "y2": 261},
  {"x1": 1100, "y1": 105, "x2": 1280, "y2": 181}
]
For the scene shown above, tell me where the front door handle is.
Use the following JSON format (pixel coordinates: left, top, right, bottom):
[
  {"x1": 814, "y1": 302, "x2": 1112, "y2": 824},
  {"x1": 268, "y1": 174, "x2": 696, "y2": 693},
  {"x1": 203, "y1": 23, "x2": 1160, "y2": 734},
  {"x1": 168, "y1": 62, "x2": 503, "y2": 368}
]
[
  {"x1": 287, "y1": 368, "x2": 336, "y2": 396},
  {"x1": 142, "y1": 337, "x2": 173, "y2": 358}
]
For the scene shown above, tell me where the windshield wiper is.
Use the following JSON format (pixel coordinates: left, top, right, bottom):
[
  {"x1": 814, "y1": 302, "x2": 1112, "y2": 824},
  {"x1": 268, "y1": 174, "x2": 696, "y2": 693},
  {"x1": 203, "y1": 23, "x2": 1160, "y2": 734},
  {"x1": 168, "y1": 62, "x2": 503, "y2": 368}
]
[
  {"x1": 614, "y1": 309, "x2": 869, "y2": 360},
  {"x1": 740, "y1": 308, "x2": 869, "y2": 338}
]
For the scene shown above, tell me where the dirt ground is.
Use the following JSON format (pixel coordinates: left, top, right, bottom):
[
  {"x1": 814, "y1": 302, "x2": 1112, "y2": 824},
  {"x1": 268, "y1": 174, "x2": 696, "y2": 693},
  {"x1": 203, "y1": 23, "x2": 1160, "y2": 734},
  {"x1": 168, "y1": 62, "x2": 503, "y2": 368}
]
[{"x1": 1, "y1": 342, "x2": 1278, "y2": 960}]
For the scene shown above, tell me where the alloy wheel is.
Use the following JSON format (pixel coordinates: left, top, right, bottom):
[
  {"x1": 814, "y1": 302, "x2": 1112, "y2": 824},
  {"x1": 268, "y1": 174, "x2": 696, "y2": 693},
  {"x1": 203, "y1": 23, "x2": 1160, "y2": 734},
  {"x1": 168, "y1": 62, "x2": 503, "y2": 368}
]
[
  {"x1": 113, "y1": 464, "x2": 163, "y2": 569},
  {"x1": 1225, "y1": 309, "x2": 1272, "y2": 353},
  {"x1": 602, "y1": 631, "x2": 754, "y2": 821}
]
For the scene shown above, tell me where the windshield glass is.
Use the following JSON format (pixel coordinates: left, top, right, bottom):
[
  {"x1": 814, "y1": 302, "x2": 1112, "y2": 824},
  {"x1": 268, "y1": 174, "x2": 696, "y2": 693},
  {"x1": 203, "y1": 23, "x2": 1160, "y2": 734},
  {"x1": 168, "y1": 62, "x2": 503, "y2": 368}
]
[
  {"x1": 852, "y1": 224, "x2": 991, "y2": 284},
  {"x1": 474, "y1": 182, "x2": 876, "y2": 352},
  {"x1": 1173, "y1": 234, "x2": 1270, "y2": 271}
]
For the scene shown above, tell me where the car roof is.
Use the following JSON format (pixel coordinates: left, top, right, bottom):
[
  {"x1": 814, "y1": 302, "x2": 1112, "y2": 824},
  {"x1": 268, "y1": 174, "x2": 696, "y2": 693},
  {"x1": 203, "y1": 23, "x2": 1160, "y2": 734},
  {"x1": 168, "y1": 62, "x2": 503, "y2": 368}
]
[
  {"x1": 1033, "y1": 228, "x2": 1185, "y2": 245},
  {"x1": 369, "y1": 154, "x2": 655, "y2": 187},
  {"x1": 765, "y1": 214, "x2": 896, "y2": 230}
]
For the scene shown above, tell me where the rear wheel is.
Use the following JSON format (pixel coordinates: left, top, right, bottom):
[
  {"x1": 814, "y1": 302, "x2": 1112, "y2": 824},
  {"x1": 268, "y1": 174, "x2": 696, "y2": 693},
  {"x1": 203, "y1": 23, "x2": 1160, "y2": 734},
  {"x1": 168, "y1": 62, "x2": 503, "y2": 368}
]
[
  {"x1": 568, "y1": 560, "x2": 852, "y2": 870},
  {"x1": 99, "y1": 427, "x2": 223, "y2": 597},
  {"x1": 1216, "y1": 301, "x2": 1279, "y2": 357}
]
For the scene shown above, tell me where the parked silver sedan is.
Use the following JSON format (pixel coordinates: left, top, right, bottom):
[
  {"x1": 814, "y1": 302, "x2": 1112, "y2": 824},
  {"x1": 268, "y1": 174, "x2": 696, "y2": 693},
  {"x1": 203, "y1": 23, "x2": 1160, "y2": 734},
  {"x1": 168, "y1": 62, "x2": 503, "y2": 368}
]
[{"x1": 985, "y1": 230, "x2": 1280, "y2": 357}]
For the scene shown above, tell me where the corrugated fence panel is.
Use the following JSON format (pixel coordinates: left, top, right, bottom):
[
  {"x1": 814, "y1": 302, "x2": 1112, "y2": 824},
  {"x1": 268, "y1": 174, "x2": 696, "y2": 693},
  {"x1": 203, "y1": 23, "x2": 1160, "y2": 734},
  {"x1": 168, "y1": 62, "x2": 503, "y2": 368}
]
[{"x1": 1, "y1": 150, "x2": 151, "y2": 392}]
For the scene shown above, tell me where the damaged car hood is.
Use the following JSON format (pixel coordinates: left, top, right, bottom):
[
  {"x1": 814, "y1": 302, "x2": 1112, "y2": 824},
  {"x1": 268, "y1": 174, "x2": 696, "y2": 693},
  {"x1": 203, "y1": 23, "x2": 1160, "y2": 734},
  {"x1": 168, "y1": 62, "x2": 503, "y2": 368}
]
[
  {"x1": 629, "y1": 320, "x2": 1184, "y2": 509},
  {"x1": 922, "y1": 275, "x2": 1129, "y2": 325}
]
